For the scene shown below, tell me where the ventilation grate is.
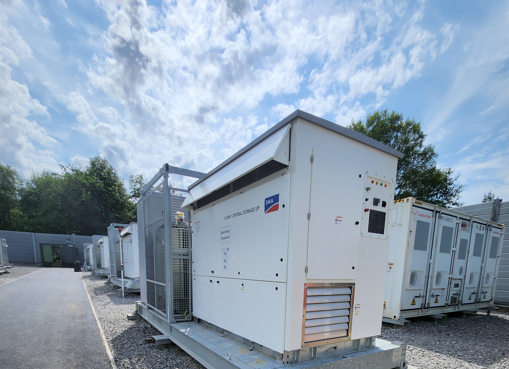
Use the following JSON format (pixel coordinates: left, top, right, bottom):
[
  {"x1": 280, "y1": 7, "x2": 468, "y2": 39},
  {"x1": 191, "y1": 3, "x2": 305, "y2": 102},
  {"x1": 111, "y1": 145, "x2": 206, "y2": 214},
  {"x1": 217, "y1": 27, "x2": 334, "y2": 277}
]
[{"x1": 302, "y1": 284, "x2": 354, "y2": 346}]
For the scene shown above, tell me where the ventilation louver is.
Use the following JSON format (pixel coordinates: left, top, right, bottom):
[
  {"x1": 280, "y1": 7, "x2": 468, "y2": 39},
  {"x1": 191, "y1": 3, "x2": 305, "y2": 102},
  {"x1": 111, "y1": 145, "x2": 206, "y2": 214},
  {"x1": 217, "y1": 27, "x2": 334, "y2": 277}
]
[{"x1": 302, "y1": 283, "x2": 354, "y2": 347}]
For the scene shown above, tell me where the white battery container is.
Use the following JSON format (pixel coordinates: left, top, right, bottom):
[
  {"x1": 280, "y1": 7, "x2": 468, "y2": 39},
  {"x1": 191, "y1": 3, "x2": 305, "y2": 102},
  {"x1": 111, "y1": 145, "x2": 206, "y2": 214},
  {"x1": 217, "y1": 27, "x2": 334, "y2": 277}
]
[
  {"x1": 120, "y1": 223, "x2": 140, "y2": 279},
  {"x1": 384, "y1": 197, "x2": 505, "y2": 322}
]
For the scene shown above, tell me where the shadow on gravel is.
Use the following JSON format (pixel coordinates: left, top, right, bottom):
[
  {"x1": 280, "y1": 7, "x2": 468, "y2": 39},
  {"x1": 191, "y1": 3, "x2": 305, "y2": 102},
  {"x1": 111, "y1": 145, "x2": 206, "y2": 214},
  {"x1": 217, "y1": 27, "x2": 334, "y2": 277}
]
[
  {"x1": 381, "y1": 312, "x2": 509, "y2": 367},
  {"x1": 81, "y1": 272, "x2": 139, "y2": 306},
  {"x1": 110, "y1": 318, "x2": 203, "y2": 369}
]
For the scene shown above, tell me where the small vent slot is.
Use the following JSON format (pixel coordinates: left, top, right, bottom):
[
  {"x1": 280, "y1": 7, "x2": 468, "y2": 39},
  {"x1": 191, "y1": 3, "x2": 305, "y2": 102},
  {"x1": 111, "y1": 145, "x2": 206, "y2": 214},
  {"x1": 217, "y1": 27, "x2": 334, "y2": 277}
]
[{"x1": 303, "y1": 284, "x2": 354, "y2": 346}]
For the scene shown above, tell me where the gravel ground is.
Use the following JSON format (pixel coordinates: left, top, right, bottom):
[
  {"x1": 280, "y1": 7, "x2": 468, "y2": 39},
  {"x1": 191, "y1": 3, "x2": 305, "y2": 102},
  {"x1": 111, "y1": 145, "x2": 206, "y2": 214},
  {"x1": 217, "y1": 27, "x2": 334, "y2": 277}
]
[
  {"x1": 83, "y1": 271, "x2": 509, "y2": 369},
  {"x1": 81, "y1": 271, "x2": 203, "y2": 369},
  {"x1": 0, "y1": 264, "x2": 42, "y2": 286},
  {"x1": 381, "y1": 311, "x2": 509, "y2": 369}
]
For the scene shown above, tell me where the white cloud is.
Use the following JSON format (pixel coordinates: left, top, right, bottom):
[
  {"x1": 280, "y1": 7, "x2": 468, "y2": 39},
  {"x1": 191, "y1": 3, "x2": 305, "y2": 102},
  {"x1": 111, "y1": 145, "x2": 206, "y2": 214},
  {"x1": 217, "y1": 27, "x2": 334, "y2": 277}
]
[
  {"x1": 270, "y1": 103, "x2": 296, "y2": 121},
  {"x1": 0, "y1": 1, "x2": 59, "y2": 176},
  {"x1": 439, "y1": 22, "x2": 459, "y2": 53}
]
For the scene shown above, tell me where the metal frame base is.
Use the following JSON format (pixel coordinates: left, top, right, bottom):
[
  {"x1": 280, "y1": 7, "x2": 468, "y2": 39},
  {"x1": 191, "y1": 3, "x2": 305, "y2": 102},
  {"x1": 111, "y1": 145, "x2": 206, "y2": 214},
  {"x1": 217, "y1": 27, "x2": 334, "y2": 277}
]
[
  {"x1": 382, "y1": 317, "x2": 410, "y2": 326},
  {"x1": 109, "y1": 276, "x2": 140, "y2": 292},
  {"x1": 400, "y1": 301, "x2": 494, "y2": 319},
  {"x1": 137, "y1": 302, "x2": 406, "y2": 369},
  {"x1": 94, "y1": 269, "x2": 109, "y2": 277}
]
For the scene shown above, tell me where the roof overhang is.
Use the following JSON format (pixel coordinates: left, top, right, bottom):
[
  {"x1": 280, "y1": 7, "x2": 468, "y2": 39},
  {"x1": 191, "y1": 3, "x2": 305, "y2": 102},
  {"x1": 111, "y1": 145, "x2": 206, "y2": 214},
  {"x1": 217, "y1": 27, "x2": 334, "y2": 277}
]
[{"x1": 181, "y1": 124, "x2": 290, "y2": 209}]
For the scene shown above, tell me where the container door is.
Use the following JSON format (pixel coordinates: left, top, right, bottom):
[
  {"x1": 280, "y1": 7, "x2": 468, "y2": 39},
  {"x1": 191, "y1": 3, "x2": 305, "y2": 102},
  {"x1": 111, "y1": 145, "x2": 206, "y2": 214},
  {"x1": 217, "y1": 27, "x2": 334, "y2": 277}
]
[
  {"x1": 479, "y1": 227, "x2": 502, "y2": 302},
  {"x1": 42, "y1": 245, "x2": 53, "y2": 263},
  {"x1": 401, "y1": 208, "x2": 434, "y2": 310},
  {"x1": 462, "y1": 223, "x2": 486, "y2": 304},
  {"x1": 448, "y1": 219, "x2": 470, "y2": 304},
  {"x1": 306, "y1": 149, "x2": 363, "y2": 280},
  {"x1": 426, "y1": 213, "x2": 457, "y2": 308}
]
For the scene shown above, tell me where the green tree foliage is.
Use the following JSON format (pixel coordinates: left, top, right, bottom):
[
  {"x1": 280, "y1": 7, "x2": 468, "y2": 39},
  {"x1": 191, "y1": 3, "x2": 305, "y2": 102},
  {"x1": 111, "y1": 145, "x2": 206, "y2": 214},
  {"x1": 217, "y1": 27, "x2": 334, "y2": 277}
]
[
  {"x1": 0, "y1": 163, "x2": 23, "y2": 230},
  {"x1": 349, "y1": 110, "x2": 464, "y2": 207},
  {"x1": 482, "y1": 191, "x2": 497, "y2": 203},
  {"x1": 128, "y1": 174, "x2": 146, "y2": 202},
  {"x1": 19, "y1": 156, "x2": 135, "y2": 235}
]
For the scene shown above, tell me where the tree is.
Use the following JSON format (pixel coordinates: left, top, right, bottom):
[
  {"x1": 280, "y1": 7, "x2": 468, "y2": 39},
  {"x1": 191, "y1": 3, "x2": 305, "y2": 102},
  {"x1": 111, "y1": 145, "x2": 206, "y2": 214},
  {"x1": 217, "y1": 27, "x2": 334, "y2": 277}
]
[
  {"x1": 349, "y1": 110, "x2": 464, "y2": 207},
  {"x1": 129, "y1": 174, "x2": 146, "y2": 202},
  {"x1": 20, "y1": 156, "x2": 136, "y2": 235},
  {"x1": 482, "y1": 191, "x2": 497, "y2": 203},
  {"x1": 0, "y1": 163, "x2": 23, "y2": 230}
]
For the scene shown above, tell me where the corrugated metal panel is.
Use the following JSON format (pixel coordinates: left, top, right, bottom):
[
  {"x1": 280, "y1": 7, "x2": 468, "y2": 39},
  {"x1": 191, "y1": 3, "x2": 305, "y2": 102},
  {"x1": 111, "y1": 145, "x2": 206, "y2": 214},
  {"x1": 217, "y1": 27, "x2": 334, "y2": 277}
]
[{"x1": 0, "y1": 230, "x2": 92, "y2": 264}]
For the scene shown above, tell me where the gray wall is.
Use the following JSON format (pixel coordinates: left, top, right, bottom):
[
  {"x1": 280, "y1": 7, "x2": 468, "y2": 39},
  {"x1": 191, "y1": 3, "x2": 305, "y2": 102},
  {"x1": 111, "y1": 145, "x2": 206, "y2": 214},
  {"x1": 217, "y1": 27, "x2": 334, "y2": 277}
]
[
  {"x1": 0, "y1": 230, "x2": 94, "y2": 264},
  {"x1": 455, "y1": 201, "x2": 509, "y2": 305}
]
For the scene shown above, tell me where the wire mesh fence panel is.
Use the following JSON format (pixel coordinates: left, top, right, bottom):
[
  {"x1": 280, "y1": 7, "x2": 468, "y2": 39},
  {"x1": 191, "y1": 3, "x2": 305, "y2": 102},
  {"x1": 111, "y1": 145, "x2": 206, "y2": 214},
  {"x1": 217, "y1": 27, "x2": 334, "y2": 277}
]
[
  {"x1": 145, "y1": 223, "x2": 155, "y2": 281},
  {"x1": 156, "y1": 283, "x2": 167, "y2": 313},
  {"x1": 147, "y1": 281, "x2": 156, "y2": 308},
  {"x1": 155, "y1": 221, "x2": 166, "y2": 284},
  {"x1": 172, "y1": 255, "x2": 191, "y2": 321}
]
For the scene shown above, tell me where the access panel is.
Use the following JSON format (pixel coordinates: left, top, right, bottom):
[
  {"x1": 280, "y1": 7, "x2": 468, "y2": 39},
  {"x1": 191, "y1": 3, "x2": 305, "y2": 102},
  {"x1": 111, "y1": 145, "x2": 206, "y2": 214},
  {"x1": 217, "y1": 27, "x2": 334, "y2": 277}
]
[
  {"x1": 462, "y1": 223, "x2": 487, "y2": 304},
  {"x1": 479, "y1": 227, "x2": 502, "y2": 302},
  {"x1": 426, "y1": 213, "x2": 457, "y2": 308},
  {"x1": 401, "y1": 208, "x2": 434, "y2": 310},
  {"x1": 306, "y1": 149, "x2": 364, "y2": 280}
]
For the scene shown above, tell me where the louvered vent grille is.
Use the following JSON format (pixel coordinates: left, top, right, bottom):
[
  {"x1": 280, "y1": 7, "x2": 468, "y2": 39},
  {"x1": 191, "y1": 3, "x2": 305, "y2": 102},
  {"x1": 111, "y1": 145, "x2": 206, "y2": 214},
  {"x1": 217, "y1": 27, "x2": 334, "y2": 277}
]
[{"x1": 302, "y1": 284, "x2": 354, "y2": 346}]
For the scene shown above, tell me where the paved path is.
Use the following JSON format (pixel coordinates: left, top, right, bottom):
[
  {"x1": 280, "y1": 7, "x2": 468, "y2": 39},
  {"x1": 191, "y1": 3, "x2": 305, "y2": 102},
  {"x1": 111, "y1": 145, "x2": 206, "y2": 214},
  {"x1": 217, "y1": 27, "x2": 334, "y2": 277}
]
[{"x1": 0, "y1": 268, "x2": 111, "y2": 369}]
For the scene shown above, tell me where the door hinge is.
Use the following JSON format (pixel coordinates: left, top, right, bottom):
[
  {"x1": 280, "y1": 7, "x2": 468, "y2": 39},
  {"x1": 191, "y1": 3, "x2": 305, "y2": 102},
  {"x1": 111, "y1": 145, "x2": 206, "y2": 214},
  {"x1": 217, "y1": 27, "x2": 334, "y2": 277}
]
[
  {"x1": 305, "y1": 266, "x2": 308, "y2": 273},
  {"x1": 310, "y1": 155, "x2": 314, "y2": 163},
  {"x1": 307, "y1": 213, "x2": 311, "y2": 220}
]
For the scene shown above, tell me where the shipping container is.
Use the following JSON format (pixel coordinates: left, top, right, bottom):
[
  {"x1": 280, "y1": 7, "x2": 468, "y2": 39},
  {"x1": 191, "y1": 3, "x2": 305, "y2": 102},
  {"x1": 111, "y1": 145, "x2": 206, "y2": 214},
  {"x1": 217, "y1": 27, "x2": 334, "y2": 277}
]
[{"x1": 383, "y1": 197, "x2": 505, "y2": 323}]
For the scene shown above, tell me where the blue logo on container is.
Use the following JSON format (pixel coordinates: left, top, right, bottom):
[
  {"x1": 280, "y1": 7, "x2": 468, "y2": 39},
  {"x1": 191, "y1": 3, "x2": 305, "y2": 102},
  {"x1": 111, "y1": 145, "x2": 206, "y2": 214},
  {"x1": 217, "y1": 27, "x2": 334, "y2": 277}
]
[{"x1": 265, "y1": 194, "x2": 280, "y2": 214}]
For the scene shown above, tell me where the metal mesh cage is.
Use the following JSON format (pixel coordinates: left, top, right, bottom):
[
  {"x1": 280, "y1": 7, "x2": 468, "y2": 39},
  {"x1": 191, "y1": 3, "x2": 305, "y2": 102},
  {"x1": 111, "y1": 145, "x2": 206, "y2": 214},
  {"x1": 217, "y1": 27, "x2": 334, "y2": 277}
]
[{"x1": 140, "y1": 165, "x2": 202, "y2": 322}]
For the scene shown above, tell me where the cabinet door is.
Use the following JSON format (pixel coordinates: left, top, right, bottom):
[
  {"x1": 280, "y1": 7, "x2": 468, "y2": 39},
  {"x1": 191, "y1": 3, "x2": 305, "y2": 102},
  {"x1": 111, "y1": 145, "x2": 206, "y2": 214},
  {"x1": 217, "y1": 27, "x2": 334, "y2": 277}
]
[
  {"x1": 306, "y1": 149, "x2": 363, "y2": 280},
  {"x1": 401, "y1": 209, "x2": 434, "y2": 310}
]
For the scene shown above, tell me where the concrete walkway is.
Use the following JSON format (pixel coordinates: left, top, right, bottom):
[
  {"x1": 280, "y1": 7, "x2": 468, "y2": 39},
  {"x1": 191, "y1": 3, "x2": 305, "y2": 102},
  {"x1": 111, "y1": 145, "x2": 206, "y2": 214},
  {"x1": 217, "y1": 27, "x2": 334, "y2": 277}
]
[{"x1": 0, "y1": 268, "x2": 111, "y2": 369}]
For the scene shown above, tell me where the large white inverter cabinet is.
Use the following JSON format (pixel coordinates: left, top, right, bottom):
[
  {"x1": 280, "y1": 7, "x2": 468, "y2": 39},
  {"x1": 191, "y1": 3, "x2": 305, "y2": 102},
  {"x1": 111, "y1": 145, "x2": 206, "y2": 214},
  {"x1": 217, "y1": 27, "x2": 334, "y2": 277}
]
[
  {"x1": 384, "y1": 197, "x2": 505, "y2": 322},
  {"x1": 182, "y1": 111, "x2": 401, "y2": 354}
]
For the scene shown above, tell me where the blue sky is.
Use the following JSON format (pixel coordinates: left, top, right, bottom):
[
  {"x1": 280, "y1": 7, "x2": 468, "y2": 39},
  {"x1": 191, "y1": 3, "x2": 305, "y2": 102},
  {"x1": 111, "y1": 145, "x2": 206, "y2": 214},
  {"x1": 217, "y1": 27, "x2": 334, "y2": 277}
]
[{"x1": 0, "y1": 0, "x2": 508, "y2": 206}]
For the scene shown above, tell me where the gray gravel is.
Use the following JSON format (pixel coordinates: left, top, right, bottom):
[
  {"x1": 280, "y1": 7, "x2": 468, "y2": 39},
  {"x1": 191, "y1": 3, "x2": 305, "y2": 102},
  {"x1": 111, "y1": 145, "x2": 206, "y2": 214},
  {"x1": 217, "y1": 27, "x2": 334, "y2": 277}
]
[
  {"x1": 381, "y1": 311, "x2": 509, "y2": 368},
  {"x1": 81, "y1": 271, "x2": 203, "y2": 369},
  {"x1": 83, "y1": 271, "x2": 509, "y2": 368},
  {"x1": 0, "y1": 264, "x2": 42, "y2": 286}
]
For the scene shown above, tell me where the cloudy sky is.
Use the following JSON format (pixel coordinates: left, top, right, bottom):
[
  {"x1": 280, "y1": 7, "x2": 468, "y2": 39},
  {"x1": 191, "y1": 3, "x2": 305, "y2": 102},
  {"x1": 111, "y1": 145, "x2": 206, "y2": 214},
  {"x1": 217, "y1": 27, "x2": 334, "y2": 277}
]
[{"x1": 1, "y1": 0, "x2": 508, "y2": 206}]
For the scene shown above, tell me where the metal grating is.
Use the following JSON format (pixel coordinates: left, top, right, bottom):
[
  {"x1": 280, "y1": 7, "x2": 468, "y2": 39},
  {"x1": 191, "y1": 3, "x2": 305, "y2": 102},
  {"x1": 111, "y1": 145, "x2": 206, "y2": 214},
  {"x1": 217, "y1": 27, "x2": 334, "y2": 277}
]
[
  {"x1": 147, "y1": 281, "x2": 155, "y2": 307},
  {"x1": 156, "y1": 284, "x2": 167, "y2": 313},
  {"x1": 302, "y1": 283, "x2": 354, "y2": 347},
  {"x1": 172, "y1": 256, "x2": 191, "y2": 320},
  {"x1": 155, "y1": 221, "x2": 166, "y2": 283},
  {"x1": 146, "y1": 193, "x2": 165, "y2": 224},
  {"x1": 145, "y1": 224, "x2": 155, "y2": 281},
  {"x1": 172, "y1": 222, "x2": 190, "y2": 250}
]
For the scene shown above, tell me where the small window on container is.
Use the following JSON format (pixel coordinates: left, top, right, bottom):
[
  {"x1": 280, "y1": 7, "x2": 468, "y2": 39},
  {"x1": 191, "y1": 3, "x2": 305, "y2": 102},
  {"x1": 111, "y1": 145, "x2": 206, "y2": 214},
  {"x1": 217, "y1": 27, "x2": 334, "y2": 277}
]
[
  {"x1": 414, "y1": 220, "x2": 430, "y2": 251},
  {"x1": 489, "y1": 237, "x2": 500, "y2": 259}
]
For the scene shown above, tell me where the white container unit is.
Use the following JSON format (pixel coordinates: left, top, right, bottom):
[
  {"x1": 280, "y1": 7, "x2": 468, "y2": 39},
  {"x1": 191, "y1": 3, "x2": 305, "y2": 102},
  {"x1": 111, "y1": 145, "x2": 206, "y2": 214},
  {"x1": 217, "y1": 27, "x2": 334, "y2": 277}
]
[
  {"x1": 84, "y1": 243, "x2": 94, "y2": 271},
  {"x1": 0, "y1": 238, "x2": 9, "y2": 274},
  {"x1": 182, "y1": 112, "x2": 401, "y2": 356},
  {"x1": 383, "y1": 197, "x2": 505, "y2": 323},
  {"x1": 107, "y1": 223, "x2": 127, "y2": 280},
  {"x1": 109, "y1": 223, "x2": 140, "y2": 292},
  {"x1": 95, "y1": 236, "x2": 110, "y2": 276}
]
